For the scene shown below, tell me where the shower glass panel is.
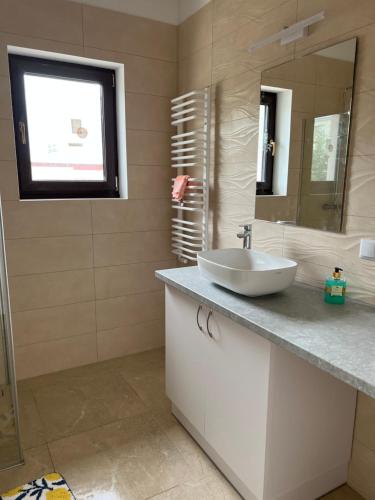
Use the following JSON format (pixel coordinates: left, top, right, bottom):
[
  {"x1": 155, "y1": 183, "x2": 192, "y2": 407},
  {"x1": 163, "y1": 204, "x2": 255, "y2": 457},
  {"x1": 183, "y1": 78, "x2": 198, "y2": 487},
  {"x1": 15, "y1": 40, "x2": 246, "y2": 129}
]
[
  {"x1": 297, "y1": 113, "x2": 349, "y2": 231},
  {"x1": 0, "y1": 199, "x2": 22, "y2": 470}
]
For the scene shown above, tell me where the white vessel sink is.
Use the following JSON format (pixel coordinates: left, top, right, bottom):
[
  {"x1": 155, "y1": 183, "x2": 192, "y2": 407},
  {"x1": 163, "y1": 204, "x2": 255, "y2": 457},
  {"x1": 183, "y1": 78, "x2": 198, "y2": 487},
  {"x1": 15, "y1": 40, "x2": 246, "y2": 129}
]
[{"x1": 197, "y1": 248, "x2": 298, "y2": 297}]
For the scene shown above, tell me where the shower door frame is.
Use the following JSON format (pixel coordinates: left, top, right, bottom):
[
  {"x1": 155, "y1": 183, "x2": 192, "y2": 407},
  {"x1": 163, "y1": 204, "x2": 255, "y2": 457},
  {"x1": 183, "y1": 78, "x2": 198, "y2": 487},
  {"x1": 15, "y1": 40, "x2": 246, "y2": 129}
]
[{"x1": 0, "y1": 198, "x2": 23, "y2": 469}]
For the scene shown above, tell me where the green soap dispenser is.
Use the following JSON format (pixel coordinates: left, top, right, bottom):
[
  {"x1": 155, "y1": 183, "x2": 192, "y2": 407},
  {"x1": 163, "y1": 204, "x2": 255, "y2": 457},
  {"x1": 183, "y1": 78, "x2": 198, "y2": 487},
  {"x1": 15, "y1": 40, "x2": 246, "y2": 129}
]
[{"x1": 324, "y1": 267, "x2": 347, "y2": 304}]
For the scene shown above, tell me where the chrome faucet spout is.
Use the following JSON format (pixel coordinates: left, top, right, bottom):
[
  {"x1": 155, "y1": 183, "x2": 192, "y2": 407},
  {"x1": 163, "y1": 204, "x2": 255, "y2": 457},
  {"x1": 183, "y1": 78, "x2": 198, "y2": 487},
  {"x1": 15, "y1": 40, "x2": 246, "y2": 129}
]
[{"x1": 237, "y1": 224, "x2": 252, "y2": 249}]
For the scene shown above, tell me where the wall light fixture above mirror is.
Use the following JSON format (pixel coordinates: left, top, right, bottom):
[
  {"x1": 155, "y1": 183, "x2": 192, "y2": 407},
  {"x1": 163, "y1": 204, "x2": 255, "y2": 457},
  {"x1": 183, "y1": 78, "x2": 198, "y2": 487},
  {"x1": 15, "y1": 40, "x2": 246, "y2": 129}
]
[{"x1": 255, "y1": 38, "x2": 357, "y2": 233}]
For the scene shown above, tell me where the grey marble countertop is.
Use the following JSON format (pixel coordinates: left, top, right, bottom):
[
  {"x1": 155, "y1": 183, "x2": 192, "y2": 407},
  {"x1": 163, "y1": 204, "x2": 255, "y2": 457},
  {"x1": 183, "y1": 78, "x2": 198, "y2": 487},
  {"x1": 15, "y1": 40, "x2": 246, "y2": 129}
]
[{"x1": 156, "y1": 266, "x2": 375, "y2": 398}]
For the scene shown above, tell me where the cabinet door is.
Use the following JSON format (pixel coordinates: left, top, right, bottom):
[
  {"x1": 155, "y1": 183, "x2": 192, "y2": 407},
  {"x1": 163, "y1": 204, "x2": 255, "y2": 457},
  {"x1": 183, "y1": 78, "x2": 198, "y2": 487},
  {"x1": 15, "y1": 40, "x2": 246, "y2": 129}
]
[
  {"x1": 204, "y1": 310, "x2": 271, "y2": 499},
  {"x1": 165, "y1": 285, "x2": 208, "y2": 435}
]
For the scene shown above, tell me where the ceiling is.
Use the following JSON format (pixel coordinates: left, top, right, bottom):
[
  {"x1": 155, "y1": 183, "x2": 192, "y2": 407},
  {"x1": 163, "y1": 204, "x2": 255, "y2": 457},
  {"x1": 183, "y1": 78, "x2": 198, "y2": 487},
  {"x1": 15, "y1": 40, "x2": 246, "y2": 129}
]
[{"x1": 70, "y1": 0, "x2": 210, "y2": 24}]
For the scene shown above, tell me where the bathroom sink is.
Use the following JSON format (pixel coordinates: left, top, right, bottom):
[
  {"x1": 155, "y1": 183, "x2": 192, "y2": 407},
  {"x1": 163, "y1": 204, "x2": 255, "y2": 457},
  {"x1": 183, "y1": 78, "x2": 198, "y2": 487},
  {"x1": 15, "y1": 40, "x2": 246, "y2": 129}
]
[{"x1": 197, "y1": 248, "x2": 298, "y2": 297}]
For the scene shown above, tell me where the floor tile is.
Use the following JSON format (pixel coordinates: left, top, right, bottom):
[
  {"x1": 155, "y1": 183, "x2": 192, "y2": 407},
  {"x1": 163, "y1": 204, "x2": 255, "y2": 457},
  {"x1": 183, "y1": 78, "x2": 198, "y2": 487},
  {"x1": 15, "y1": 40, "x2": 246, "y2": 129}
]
[
  {"x1": 148, "y1": 474, "x2": 241, "y2": 499},
  {"x1": 320, "y1": 484, "x2": 365, "y2": 499},
  {"x1": 17, "y1": 389, "x2": 46, "y2": 450},
  {"x1": 49, "y1": 413, "x2": 194, "y2": 500},
  {"x1": 152, "y1": 410, "x2": 217, "y2": 481},
  {"x1": 33, "y1": 370, "x2": 147, "y2": 441},
  {"x1": 120, "y1": 365, "x2": 170, "y2": 413},
  {"x1": 4, "y1": 351, "x2": 364, "y2": 500},
  {"x1": 101, "y1": 347, "x2": 165, "y2": 376},
  {"x1": 0, "y1": 445, "x2": 53, "y2": 494}
]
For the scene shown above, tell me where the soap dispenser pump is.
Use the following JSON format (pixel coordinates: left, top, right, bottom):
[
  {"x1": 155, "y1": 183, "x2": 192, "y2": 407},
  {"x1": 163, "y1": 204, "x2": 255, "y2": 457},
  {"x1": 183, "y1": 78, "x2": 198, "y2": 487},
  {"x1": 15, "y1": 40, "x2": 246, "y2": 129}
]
[{"x1": 324, "y1": 267, "x2": 346, "y2": 304}]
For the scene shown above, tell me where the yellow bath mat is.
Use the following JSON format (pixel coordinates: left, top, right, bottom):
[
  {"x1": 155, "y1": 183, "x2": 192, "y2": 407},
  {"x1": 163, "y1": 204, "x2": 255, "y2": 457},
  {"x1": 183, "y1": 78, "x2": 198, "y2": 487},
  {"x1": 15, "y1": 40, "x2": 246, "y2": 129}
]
[{"x1": 0, "y1": 473, "x2": 75, "y2": 499}]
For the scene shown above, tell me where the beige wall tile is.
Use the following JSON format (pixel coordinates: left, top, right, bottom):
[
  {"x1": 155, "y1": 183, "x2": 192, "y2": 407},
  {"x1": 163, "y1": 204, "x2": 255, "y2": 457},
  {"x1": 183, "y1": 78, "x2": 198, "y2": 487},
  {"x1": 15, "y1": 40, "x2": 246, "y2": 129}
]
[
  {"x1": 127, "y1": 165, "x2": 170, "y2": 200},
  {"x1": 215, "y1": 69, "x2": 260, "y2": 124},
  {"x1": 91, "y1": 199, "x2": 170, "y2": 234},
  {"x1": 0, "y1": 118, "x2": 15, "y2": 161},
  {"x1": 0, "y1": 0, "x2": 83, "y2": 45},
  {"x1": 293, "y1": 260, "x2": 331, "y2": 289},
  {"x1": 343, "y1": 90, "x2": 375, "y2": 156},
  {"x1": 213, "y1": 0, "x2": 294, "y2": 43},
  {"x1": 179, "y1": 2, "x2": 213, "y2": 60},
  {"x1": 216, "y1": 117, "x2": 259, "y2": 166},
  {"x1": 94, "y1": 260, "x2": 175, "y2": 300},
  {"x1": 212, "y1": 201, "x2": 254, "y2": 244},
  {"x1": 0, "y1": 160, "x2": 19, "y2": 200},
  {"x1": 178, "y1": 46, "x2": 212, "y2": 94},
  {"x1": 126, "y1": 130, "x2": 170, "y2": 165},
  {"x1": 83, "y1": 5, "x2": 177, "y2": 62},
  {"x1": 0, "y1": 33, "x2": 85, "y2": 78},
  {"x1": 0, "y1": 76, "x2": 12, "y2": 119},
  {"x1": 296, "y1": 0, "x2": 375, "y2": 52},
  {"x1": 15, "y1": 333, "x2": 97, "y2": 380},
  {"x1": 3, "y1": 200, "x2": 92, "y2": 239},
  {"x1": 354, "y1": 24, "x2": 375, "y2": 94},
  {"x1": 212, "y1": 1, "x2": 296, "y2": 83},
  {"x1": 97, "y1": 319, "x2": 164, "y2": 361},
  {"x1": 349, "y1": 440, "x2": 375, "y2": 498},
  {"x1": 345, "y1": 155, "x2": 375, "y2": 216},
  {"x1": 6, "y1": 235, "x2": 93, "y2": 276},
  {"x1": 96, "y1": 290, "x2": 164, "y2": 331},
  {"x1": 216, "y1": 171, "x2": 256, "y2": 206},
  {"x1": 126, "y1": 93, "x2": 170, "y2": 132},
  {"x1": 93, "y1": 230, "x2": 172, "y2": 267},
  {"x1": 252, "y1": 219, "x2": 285, "y2": 256},
  {"x1": 83, "y1": 47, "x2": 177, "y2": 97},
  {"x1": 10, "y1": 269, "x2": 95, "y2": 311},
  {"x1": 354, "y1": 392, "x2": 375, "y2": 452},
  {"x1": 282, "y1": 219, "x2": 375, "y2": 283},
  {"x1": 13, "y1": 301, "x2": 96, "y2": 346}
]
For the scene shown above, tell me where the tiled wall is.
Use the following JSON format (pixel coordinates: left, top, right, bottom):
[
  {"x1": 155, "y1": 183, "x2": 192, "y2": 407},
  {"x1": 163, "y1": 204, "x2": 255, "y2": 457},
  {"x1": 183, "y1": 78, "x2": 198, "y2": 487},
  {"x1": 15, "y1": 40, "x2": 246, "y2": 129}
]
[
  {"x1": 178, "y1": 1, "x2": 375, "y2": 497},
  {"x1": 0, "y1": 0, "x2": 177, "y2": 379}
]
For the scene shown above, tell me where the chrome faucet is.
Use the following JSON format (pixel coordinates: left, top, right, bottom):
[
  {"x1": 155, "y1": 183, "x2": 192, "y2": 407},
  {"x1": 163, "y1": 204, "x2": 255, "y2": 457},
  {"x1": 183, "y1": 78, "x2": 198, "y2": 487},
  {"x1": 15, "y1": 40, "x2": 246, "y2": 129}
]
[{"x1": 237, "y1": 224, "x2": 252, "y2": 249}]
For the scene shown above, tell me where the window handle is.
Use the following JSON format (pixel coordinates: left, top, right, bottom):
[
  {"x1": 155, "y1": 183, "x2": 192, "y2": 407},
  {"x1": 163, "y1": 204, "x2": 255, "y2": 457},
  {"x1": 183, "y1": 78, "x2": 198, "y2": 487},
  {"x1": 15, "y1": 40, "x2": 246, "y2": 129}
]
[
  {"x1": 19, "y1": 121, "x2": 27, "y2": 145},
  {"x1": 270, "y1": 139, "x2": 276, "y2": 157}
]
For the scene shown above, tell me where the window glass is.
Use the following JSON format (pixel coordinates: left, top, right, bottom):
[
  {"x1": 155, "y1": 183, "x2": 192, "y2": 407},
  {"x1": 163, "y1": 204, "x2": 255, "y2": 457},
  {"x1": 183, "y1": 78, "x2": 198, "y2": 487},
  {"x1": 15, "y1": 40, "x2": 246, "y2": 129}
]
[
  {"x1": 24, "y1": 75, "x2": 105, "y2": 182},
  {"x1": 256, "y1": 104, "x2": 266, "y2": 183}
]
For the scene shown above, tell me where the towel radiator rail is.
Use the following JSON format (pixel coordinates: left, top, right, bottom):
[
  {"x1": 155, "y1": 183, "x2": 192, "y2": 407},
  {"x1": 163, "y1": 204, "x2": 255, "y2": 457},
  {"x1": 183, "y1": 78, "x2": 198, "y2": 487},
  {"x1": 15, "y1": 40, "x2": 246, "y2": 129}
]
[{"x1": 170, "y1": 87, "x2": 211, "y2": 263}]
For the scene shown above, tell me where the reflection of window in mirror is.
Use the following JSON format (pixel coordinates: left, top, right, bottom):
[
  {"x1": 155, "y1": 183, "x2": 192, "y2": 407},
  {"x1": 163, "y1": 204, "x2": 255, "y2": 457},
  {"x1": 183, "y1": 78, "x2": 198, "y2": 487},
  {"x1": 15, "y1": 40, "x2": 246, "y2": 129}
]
[
  {"x1": 257, "y1": 87, "x2": 292, "y2": 197},
  {"x1": 257, "y1": 91, "x2": 276, "y2": 195}
]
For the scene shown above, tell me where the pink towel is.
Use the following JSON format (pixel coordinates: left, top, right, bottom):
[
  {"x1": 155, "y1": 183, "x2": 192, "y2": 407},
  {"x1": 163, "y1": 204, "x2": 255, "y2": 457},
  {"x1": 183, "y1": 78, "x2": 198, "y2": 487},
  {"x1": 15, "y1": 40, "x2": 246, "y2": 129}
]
[{"x1": 172, "y1": 175, "x2": 190, "y2": 202}]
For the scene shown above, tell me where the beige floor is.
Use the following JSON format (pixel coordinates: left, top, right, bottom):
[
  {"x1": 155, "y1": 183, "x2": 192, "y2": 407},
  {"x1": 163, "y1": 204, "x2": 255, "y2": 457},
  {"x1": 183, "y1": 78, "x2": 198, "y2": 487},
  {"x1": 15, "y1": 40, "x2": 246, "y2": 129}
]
[{"x1": 0, "y1": 348, "x2": 364, "y2": 499}]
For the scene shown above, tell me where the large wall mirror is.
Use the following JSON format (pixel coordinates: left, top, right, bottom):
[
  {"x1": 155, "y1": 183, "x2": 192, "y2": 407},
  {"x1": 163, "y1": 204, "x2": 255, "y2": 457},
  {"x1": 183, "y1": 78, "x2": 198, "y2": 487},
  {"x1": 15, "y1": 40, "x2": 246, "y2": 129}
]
[{"x1": 255, "y1": 38, "x2": 357, "y2": 232}]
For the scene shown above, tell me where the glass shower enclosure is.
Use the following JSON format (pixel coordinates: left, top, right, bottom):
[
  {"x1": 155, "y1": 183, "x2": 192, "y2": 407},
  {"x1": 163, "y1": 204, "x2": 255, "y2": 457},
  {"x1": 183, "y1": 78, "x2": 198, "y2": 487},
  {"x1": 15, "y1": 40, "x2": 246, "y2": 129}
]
[{"x1": 0, "y1": 198, "x2": 22, "y2": 470}]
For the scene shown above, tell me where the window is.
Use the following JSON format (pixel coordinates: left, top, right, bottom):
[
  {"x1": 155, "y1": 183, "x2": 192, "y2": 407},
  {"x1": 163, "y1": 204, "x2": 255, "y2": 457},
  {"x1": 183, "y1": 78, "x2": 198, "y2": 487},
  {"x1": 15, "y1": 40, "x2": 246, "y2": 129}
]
[
  {"x1": 9, "y1": 55, "x2": 118, "y2": 199},
  {"x1": 256, "y1": 91, "x2": 277, "y2": 195}
]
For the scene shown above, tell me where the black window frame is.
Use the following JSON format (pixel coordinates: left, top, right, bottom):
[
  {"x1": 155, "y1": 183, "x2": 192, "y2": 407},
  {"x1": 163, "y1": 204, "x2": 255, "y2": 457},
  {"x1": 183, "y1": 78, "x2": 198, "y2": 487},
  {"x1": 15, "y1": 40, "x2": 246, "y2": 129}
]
[
  {"x1": 9, "y1": 55, "x2": 119, "y2": 199},
  {"x1": 257, "y1": 91, "x2": 277, "y2": 196}
]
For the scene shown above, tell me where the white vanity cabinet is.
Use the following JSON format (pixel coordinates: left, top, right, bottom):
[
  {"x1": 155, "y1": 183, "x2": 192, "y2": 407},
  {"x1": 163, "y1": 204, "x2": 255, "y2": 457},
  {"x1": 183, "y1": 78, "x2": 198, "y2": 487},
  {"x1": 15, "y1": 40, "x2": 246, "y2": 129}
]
[{"x1": 165, "y1": 285, "x2": 357, "y2": 500}]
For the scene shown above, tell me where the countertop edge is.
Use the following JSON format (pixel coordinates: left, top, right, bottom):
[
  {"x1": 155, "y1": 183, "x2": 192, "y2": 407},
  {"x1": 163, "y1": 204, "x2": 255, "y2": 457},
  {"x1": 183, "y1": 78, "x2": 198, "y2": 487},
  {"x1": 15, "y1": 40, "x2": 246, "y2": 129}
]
[{"x1": 156, "y1": 270, "x2": 374, "y2": 398}]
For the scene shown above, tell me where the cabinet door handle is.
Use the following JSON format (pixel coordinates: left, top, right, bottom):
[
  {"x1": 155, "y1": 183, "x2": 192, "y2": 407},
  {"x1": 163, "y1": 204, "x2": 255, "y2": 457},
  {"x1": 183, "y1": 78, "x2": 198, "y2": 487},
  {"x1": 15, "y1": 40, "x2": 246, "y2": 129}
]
[
  {"x1": 206, "y1": 310, "x2": 214, "y2": 338},
  {"x1": 196, "y1": 305, "x2": 204, "y2": 333}
]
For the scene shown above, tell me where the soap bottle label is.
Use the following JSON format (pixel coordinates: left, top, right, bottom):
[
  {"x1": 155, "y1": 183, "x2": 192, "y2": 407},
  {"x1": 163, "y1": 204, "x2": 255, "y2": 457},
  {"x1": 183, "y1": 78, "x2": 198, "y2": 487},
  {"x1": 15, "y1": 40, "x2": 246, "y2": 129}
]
[{"x1": 330, "y1": 285, "x2": 343, "y2": 296}]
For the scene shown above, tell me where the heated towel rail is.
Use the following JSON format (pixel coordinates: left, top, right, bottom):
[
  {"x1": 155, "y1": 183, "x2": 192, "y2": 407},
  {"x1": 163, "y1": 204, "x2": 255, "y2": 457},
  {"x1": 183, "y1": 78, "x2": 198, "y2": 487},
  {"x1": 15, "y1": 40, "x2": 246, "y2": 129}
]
[{"x1": 170, "y1": 88, "x2": 211, "y2": 263}]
